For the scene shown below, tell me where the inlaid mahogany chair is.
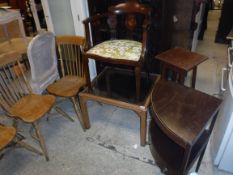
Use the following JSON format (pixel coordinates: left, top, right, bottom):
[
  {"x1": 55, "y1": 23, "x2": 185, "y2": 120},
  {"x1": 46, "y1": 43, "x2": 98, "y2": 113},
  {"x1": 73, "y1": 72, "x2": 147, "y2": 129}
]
[
  {"x1": 0, "y1": 51, "x2": 55, "y2": 161},
  {"x1": 0, "y1": 123, "x2": 42, "y2": 158},
  {"x1": 47, "y1": 36, "x2": 86, "y2": 129},
  {"x1": 83, "y1": 2, "x2": 151, "y2": 100}
]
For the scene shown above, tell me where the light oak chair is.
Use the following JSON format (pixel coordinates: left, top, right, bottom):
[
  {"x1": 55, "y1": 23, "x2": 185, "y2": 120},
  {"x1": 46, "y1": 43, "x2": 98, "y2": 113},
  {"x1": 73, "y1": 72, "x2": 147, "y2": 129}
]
[
  {"x1": 0, "y1": 123, "x2": 43, "y2": 158},
  {"x1": 0, "y1": 51, "x2": 55, "y2": 161},
  {"x1": 47, "y1": 36, "x2": 86, "y2": 129}
]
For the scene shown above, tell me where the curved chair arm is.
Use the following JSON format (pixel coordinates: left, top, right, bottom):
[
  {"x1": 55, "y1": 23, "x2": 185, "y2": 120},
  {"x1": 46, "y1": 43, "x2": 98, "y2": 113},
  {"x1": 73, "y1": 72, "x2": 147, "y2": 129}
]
[{"x1": 83, "y1": 13, "x2": 109, "y2": 51}]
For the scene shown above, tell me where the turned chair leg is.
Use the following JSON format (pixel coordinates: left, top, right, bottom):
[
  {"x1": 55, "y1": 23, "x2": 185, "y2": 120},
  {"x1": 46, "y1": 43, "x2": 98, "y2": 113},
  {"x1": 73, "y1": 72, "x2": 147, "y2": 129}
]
[
  {"x1": 71, "y1": 97, "x2": 86, "y2": 131},
  {"x1": 32, "y1": 122, "x2": 49, "y2": 161}
]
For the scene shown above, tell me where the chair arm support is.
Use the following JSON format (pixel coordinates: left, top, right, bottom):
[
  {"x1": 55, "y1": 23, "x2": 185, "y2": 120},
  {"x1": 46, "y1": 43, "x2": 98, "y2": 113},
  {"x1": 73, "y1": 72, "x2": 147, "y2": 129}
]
[
  {"x1": 140, "y1": 21, "x2": 150, "y2": 62},
  {"x1": 83, "y1": 13, "x2": 109, "y2": 51}
]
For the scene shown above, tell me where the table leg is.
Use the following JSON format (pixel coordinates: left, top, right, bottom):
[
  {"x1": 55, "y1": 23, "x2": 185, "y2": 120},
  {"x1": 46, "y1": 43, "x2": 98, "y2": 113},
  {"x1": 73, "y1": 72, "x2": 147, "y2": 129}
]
[
  {"x1": 135, "y1": 109, "x2": 147, "y2": 146},
  {"x1": 192, "y1": 67, "x2": 197, "y2": 88},
  {"x1": 195, "y1": 145, "x2": 207, "y2": 172},
  {"x1": 171, "y1": 71, "x2": 178, "y2": 81},
  {"x1": 79, "y1": 95, "x2": 91, "y2": 129},
  {"x1": 178, "y1": 73, "x2": 186, "y2": 85},
  {"x1": 161, "y1": 64, "x2": 168, "y2": 80}
]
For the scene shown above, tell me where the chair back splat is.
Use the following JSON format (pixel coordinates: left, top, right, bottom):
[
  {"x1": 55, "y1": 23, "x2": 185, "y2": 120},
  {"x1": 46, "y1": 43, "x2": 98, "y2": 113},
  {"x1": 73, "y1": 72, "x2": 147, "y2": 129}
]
[
  {"x1": 56, "y1": 36, "x2": 85, "y2": 78},
  {"x1": 108, "y1": 2, "x2": 151, "y2": 42}
]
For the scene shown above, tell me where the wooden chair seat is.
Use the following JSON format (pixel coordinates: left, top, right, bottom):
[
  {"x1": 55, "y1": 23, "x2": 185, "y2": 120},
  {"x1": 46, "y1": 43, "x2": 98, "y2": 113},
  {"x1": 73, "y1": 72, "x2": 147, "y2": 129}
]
[
  {"x1": 87, "y1": 39, "x2": 142, "y2": 61},
  {"x1": 47, "y1": 75, "x2": 86, "y2": 97},
  {"x1": 0, "y1": 37, "x2": 32, "y2": 55},
  {"x1": 0, "y1": 126, "x2": 16, "y2": 150},
  {"x1": 9, "y1": 94, "x2": 55, "y2": 123},
  {"x1": 0, "y1": 124, "x2": 44, "y2": 157}
]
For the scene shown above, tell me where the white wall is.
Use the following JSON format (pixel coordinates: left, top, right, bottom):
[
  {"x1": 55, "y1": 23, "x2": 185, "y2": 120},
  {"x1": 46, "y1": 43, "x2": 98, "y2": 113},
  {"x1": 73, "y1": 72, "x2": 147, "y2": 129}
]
[
  {"x1": 70, "y1": 0, "x2": 89, "y2": 36},
  {"x1": 47, "y1": 0, "x2": 75, "y2": 35},
  {"x1": 41, "y1": 0, "x2": 97, "y2": 79},
  {"x1": 70, "y1": 0, "x2": 97, "y2": 80}
]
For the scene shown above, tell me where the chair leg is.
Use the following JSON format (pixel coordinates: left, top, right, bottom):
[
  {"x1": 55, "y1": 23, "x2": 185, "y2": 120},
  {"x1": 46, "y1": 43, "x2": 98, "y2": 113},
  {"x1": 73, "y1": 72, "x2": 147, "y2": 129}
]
[
  {"x1": 12, "y1": 119, "x2": 18, "y2": 129},
  {"x1": 0, "y1": 153, "x2": 4, "y2": 160},
  {"x1": 32, "y1": 122, "x2": 49, "y2": 161},
  {"x1": 71, "y1": 97, "x2": 85, "y2": 131},
  {"x1": 15, "y1": 139, "x2": 43, "y2": 156},
  {"x1": 29, "y1": 125, "x2": 40, "y2": 142},
  {"x1": 135, "y1": 66, "x2": 141, "y2": 101},
  {"x1": 54, "y1": 106, "x2": 75, "y2": 122},
  {"x1": 84, "y1": 55, "x2": 92, "y2": 91}
]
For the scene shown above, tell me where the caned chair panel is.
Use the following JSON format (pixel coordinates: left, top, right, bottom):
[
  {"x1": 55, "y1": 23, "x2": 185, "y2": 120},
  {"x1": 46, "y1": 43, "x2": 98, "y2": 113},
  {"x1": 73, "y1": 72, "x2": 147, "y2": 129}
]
[
  {"x1": 0, "y1": 51, "x2": 55, "y2": 160},
  {"x1": 27, "y1": 31, "x2": 59, "y2": 94},
  {"x1": 47, "y1": 35, "x2": 86, "y2": 129}
]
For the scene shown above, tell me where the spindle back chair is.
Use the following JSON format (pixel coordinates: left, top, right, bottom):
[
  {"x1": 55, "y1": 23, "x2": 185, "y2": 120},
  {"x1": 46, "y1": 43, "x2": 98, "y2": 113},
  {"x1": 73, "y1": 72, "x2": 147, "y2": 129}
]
[
  {"x1": 47, "y1": 36, "x2": 86, "y2": 129},
  {"x1": 0, "y1": 51, "x2": 55, "y2": 161}
]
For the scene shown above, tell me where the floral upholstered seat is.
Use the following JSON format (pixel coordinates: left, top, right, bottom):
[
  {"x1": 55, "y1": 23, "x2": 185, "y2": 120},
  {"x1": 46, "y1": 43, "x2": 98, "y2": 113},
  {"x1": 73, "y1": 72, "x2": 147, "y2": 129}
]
[{"x1": 87, "y1": 40, "x2": 142, "y2": 61}]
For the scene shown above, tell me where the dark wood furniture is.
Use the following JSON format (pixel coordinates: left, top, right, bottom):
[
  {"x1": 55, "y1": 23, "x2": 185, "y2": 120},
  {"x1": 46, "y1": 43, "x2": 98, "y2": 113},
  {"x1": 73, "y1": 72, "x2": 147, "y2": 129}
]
[
  {"x1": 155, "y1": 47, "x2": 208, "y2": 88},
  {"x1": 87, "y1": 0, "x2": 203, "y2": 73},
  {"x1": 149, "y1": 80, "x2": 222, "y2": 175},
  {"x1": 79, "y1": 67, "x2": 160, "y2": 146},
  {"x1": 215, "y1": 0, "x2": 233, "y2": 44},
  {"x1": 83, "y1": 2, "x2": 151, "y2": 101}
]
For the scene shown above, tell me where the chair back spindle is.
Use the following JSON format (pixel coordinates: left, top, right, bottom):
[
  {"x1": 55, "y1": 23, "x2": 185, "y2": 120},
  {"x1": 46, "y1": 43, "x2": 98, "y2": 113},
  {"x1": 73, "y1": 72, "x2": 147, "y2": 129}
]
[
  {"x1": 0, "y1": 52, "x2": 32, "y2": 111},
  {"x1": 56, "y1": 36, "x2": 85, "y2": 78}
]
